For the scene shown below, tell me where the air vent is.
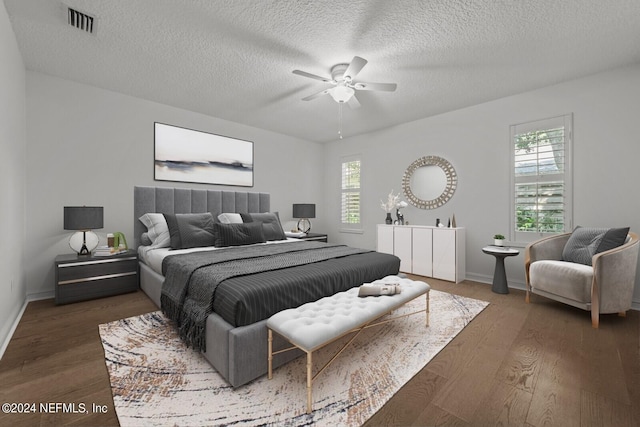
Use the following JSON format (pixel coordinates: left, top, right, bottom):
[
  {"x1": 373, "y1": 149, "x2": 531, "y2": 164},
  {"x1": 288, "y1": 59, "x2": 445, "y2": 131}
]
[{"x1": 67, "y1": 7, "x2": 95, "y2": 34}]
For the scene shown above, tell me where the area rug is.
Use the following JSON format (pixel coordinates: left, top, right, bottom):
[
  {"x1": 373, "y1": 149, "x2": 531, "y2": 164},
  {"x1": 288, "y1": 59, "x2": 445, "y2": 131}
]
[{"x1": 99, "y1": 290, "x2": 488, "y2": 426}]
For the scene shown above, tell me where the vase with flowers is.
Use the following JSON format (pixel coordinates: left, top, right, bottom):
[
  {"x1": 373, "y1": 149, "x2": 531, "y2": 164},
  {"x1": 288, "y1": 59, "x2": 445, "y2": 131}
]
[
  {"x1": 381, "y1": 191, "x2": 400, "y2": 224},
  {"x1": 381, "y1": 191, "x2": 409, "y2": 225}
]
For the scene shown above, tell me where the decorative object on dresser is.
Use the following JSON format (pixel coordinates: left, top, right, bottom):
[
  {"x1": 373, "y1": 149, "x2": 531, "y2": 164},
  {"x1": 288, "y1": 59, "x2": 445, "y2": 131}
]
[
  {"x1": 381, "y1": 190, "x2": 407, "y2": 225},
  {"x1": 55, "y1": 250, "x2": 138, "y2": 305},
  {"x1": 402, "y1": 155, "x2": 457, "y2": 209},
  {"x1": 395, "y1": 200, "x2": 408, "y2": 225},
  {"x1": 63, "y1": 206, "x2": 103, "y2": 255},
  {"x1": 292, "y1": 203, "x2": 315, "y2": 233},
  {"x1": 377, "y1": 224, "x2": 465, "y2": 283}
]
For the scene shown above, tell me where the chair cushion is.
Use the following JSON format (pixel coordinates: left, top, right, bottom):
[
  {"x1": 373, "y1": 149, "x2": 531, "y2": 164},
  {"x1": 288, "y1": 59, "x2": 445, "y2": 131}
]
[
  {"x1": 562, "y1": 226, "x2": 629, "y2": 265},
  {"x1": 529, "y1": 260, "x2": 593, "y2": 303}
]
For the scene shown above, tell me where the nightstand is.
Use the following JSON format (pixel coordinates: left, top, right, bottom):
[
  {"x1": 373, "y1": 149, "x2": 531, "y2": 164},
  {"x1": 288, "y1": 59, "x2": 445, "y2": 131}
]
[
  {"x1": 55, "y1": 250, "x2": 139, "y2": 305},
  {"x1": 291, "y1": 233, "x2": 328, "y2": 243}
]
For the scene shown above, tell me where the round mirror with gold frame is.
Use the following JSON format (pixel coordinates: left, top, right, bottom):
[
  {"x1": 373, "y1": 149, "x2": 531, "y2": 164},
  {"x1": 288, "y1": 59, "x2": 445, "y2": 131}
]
[{"x1": 402, "y1": 155, "x2": 457, "y2": 209}]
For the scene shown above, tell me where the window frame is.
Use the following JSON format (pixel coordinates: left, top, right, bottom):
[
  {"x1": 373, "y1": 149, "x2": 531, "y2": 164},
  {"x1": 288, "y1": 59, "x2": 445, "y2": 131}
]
[
  {"x1": 509, "y1": 113, "x2": 573, "y2": 244},
  {"x1": 340, "y1": 154, "x2": 362, "y2": 233}
]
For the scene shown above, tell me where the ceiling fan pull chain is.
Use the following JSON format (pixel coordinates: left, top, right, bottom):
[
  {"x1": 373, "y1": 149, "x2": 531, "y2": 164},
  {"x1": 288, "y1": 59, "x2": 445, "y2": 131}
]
[{"x1": 338, "y1": 103, "x2": 343, "y2": 139}]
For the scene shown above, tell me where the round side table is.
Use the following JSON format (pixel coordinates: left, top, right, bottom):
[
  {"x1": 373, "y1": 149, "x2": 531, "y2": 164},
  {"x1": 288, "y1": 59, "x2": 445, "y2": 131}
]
[{"x1": 482, "y1": 246, "x2": 520, "y2": 294}]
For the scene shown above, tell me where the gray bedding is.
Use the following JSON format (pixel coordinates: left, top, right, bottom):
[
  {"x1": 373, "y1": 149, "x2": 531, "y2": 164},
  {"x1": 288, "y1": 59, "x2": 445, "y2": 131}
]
[{"x1": 161, "y1": 241, "x2": 400, "y2": 350}]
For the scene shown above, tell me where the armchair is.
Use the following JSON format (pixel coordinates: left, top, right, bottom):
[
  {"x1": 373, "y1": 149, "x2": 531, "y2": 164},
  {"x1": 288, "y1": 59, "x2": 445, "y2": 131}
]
[{"x1": 525, "y1": 231, "x2": 639, "y2": 328}]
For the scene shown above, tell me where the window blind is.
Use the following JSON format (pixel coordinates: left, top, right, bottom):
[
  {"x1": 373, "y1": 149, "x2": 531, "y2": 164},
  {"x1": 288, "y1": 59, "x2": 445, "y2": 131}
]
[
  {"x1": 510, "y1": 114, "x2": 572, "y2": 241},
  {"x1": 341, "y1": 157, "x2": 361, "y2": 227}
]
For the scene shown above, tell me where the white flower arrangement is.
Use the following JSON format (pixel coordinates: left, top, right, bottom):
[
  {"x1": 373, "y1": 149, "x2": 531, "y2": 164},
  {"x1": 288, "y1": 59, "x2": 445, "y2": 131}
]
[
  {"x1": 381, "y1": 191, "x2": 400, "y2": 213},
  {"x1": 381, "y1": 191, "x2": 399, "y2": 213}
]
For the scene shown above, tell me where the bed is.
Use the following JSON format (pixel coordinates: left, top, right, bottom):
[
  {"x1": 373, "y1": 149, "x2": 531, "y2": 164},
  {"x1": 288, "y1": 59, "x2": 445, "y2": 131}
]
[{"x1": 133, "y1": 186, "x2": 400, "y2": 387}]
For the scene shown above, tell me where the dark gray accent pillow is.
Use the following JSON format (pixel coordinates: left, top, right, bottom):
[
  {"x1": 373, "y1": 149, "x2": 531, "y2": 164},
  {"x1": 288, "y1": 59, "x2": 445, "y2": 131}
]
[
  {"x1": 595, "y1": 227, "x2": 629, "y2": 254},
  {"x1": 240, "y1": 212, "x2": 286, "y2": 241},
  {"x1": 562, "y1": 226, "x2": 629, "y2": 266},
  {"x1": 163, "y1": 213, "x2": 215, "y2": 250},
  {"x1": 213, "y1": 222, "x2": 266, "y2": 247}
]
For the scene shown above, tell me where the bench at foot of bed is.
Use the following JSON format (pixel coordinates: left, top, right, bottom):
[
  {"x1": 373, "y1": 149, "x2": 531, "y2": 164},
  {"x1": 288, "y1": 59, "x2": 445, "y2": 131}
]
[{"x1": 266, "y1": 275, "x2": 430, "y2": 414}]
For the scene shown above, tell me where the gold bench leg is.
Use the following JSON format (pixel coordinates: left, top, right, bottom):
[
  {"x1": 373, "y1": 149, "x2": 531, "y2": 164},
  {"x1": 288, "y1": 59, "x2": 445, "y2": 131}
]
[
  {"x1": 268, "y1": 329, "x2": 273, "y2": 380},
  {"x1": 426, "y1": 292, "x2": 430, "y2": 327},
  {"x1": 306, "y1": 351, "x2": 313, "y2": 414},
  {"x1": 269, "y1": 288, "x2": 430, "y2": 414}
]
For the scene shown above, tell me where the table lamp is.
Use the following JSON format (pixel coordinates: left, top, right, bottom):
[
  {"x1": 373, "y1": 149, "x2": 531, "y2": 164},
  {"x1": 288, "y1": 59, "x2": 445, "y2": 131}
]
[
  {"x1": 64, "y1": 206, "x2": 104, "y2": 255},
  {"x1": 293, "y1": 203, "x2": 315, "y2": 234}
]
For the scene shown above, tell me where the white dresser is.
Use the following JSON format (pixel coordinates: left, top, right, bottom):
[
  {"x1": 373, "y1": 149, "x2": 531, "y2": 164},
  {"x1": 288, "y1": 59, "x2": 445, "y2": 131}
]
[{"x1": 377, "y1": 224, "x2": 465, "y2": 283}]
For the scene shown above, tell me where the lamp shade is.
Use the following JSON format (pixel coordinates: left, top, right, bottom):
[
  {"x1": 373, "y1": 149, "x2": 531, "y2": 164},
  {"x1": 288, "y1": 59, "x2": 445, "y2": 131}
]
[
  {"x1": 64, "y1": 206, "x2": 104, "y2": 230},
  {"x1": 293, "y1": 204, "x2": 316, "y2": 219}
]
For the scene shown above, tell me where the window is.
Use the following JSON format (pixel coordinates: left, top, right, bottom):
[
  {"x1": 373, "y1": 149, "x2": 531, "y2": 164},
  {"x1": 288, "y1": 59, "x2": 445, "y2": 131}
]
[
  {"x1": 510, "y1": 114, "x2": 573, "y2": 243},
  {"x1": 341, "y1": 156, "x2": 361, "y2": 231}
]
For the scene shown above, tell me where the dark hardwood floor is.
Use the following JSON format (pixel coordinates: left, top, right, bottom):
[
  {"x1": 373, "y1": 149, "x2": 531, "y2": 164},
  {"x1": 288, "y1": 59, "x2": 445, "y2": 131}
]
[{"x1": 1, "y1": 277, "x2": 638, "y2": 426}]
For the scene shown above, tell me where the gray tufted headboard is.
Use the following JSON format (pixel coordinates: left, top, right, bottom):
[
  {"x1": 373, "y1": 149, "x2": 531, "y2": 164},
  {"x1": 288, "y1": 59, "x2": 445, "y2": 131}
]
[{"x1": 133, "y1": 186, "x2": 270, "y2": 248}]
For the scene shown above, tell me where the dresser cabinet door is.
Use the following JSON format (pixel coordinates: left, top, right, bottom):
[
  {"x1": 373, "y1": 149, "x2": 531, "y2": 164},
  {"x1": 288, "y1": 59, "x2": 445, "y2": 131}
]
[
  {"x1": 433, "y1": 228, "x2": 457, "y2": 281},
  {"x1": 393, "y1": 226, "x2": 412, "y2": 273},
  {"x1": 376, "y1": 225, "x2": 394, "y2": 255},
  {"x1": 412, "y1": 227, "x2": 433, "y2": 277}
]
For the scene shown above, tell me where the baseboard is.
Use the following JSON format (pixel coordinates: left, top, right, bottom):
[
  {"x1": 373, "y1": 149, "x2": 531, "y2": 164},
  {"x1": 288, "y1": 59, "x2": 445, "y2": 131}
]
[
  {"x1": 27, "y1": 290, "x2": 54, "y2": 302},
  {"x1": 0, "y1": 297, "x2": 28, "y2": 360},
  {"x1": 0, "y1": 290, "x2": 54, "y2": 360},
  {"x1": 465, "y1": 272, "x2": 640, "y2": 311}
]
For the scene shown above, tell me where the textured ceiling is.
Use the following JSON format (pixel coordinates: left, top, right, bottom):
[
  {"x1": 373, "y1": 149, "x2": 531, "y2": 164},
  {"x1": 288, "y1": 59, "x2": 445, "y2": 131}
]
[{"x1": 5, "y1": 0, "x2": 640, "y2": 142}]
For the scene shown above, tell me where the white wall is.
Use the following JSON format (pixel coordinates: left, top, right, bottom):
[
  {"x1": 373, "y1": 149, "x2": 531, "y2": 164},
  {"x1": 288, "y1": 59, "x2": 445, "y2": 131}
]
[
  {"x1": 0, "y1": 2, "x2": 27, "y2": 356},
  {"x1": 25, "y1": 72, "x2": 324, "y2": 298},
  {"x1": 325, "y1": 63, "x2": 640, "y2": 306}
]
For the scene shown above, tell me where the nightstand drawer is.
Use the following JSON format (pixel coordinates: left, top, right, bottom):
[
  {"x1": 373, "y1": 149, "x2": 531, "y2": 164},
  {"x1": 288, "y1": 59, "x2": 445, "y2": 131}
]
[
  {"x1": 57, "y1": 257, "x2": 137, "y2": 283},
  {"x1": 55, "y1": 251, "x2": 139, "y2": 305},
  {"x1": 57, "y1": 273, "x2": 138, "y2": 304}
]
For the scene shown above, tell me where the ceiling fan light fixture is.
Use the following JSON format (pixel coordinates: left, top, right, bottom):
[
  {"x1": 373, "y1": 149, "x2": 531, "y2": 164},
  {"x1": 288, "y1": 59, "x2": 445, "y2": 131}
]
[{"x1": 330, "y1": 85, "x2": 355, "y2": 103}]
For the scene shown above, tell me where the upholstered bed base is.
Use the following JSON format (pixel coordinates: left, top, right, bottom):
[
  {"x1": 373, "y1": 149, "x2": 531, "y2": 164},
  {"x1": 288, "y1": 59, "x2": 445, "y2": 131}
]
[
  {"x1": 140, "y1": 263, "x2": 302, "y2": 386},
  {"x1": 134, "y1": 186, "x2": 302, "y2": 387}
]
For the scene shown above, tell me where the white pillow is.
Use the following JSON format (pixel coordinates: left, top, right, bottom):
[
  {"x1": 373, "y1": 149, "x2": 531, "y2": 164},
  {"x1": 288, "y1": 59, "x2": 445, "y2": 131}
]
[
  {"x1": 139, "y1": 213, "x2": 170, "y2": 248},
  {"x1": 217, "y1": 213, "x2": 243, "y2": 224}
]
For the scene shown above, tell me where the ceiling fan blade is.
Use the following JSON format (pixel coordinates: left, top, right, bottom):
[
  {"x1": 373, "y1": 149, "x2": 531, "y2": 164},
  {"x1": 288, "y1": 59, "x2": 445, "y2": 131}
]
[
  {"x1": 353, "y1": 82, "x2": 397, "y2": 92},
  {"x1": 302, "y1": 89, "x2": 330, "y2": 101},
  {"x1": 292, "y1": 69, "x2": 332, "y2": 83},
  {"x1": 347, "y1": 94, "x2": 361, "y2": 109},
  {"x1": 343, "y1": 56, "x2": 368, "y2": 81}
]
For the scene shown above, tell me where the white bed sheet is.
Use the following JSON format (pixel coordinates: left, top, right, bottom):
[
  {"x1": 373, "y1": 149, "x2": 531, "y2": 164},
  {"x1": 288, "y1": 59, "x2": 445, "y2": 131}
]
[{"x1": 138, "y1": 238, "x2": 303, "y2": 275}]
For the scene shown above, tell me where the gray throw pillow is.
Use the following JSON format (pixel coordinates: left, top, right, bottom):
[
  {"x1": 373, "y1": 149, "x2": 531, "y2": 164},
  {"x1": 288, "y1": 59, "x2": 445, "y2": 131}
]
[
  {"x1": 163, "y1": 213, "x2": 215, "y2": 249},
  {"x1": 213, "y1": 222, "x2": 266, "y2": 247},
  {"x1": 562, "y1": 226, "x2": 629, "y2": 266},
  {"x1": 595, "y1": 227, "x2": 630, "y2": 254},
  {"x1": 240, "y1": 212, "x2": 286, "y2": 241}
]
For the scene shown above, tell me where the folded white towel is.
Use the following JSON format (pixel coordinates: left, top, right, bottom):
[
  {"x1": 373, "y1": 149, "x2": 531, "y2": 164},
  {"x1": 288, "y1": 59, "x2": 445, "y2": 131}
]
[{"x1": 358, "y1": 283, "x2": 402, "y2": 297}]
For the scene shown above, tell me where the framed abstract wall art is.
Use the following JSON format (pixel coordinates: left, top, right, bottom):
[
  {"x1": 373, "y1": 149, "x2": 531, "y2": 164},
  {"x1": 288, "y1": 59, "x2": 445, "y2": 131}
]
[{"x1": 154, "y1": 122, "x2": 254, "y2": 187}]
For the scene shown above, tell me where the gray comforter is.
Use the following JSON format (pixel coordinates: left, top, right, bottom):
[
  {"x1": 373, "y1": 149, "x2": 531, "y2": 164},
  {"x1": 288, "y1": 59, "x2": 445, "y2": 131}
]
[{"x1": 160, "y1": 241, "x2": 400, "y2": 350}]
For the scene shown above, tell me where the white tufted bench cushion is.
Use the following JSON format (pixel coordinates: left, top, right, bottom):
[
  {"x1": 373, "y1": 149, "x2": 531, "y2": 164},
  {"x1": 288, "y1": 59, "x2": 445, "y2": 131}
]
[
  {"x1": 267, "y1": 276, "x2": 430, "y2": 352},
  {"x1": 267, "y1": 275, "x2": 430, "y2": 414}
]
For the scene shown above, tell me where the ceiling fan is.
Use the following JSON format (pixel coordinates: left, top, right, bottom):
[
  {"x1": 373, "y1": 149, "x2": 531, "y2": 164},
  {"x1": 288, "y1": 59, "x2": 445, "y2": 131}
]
[{"x1": 293, "y1": 56, "x2": 397, "y2": 109}]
